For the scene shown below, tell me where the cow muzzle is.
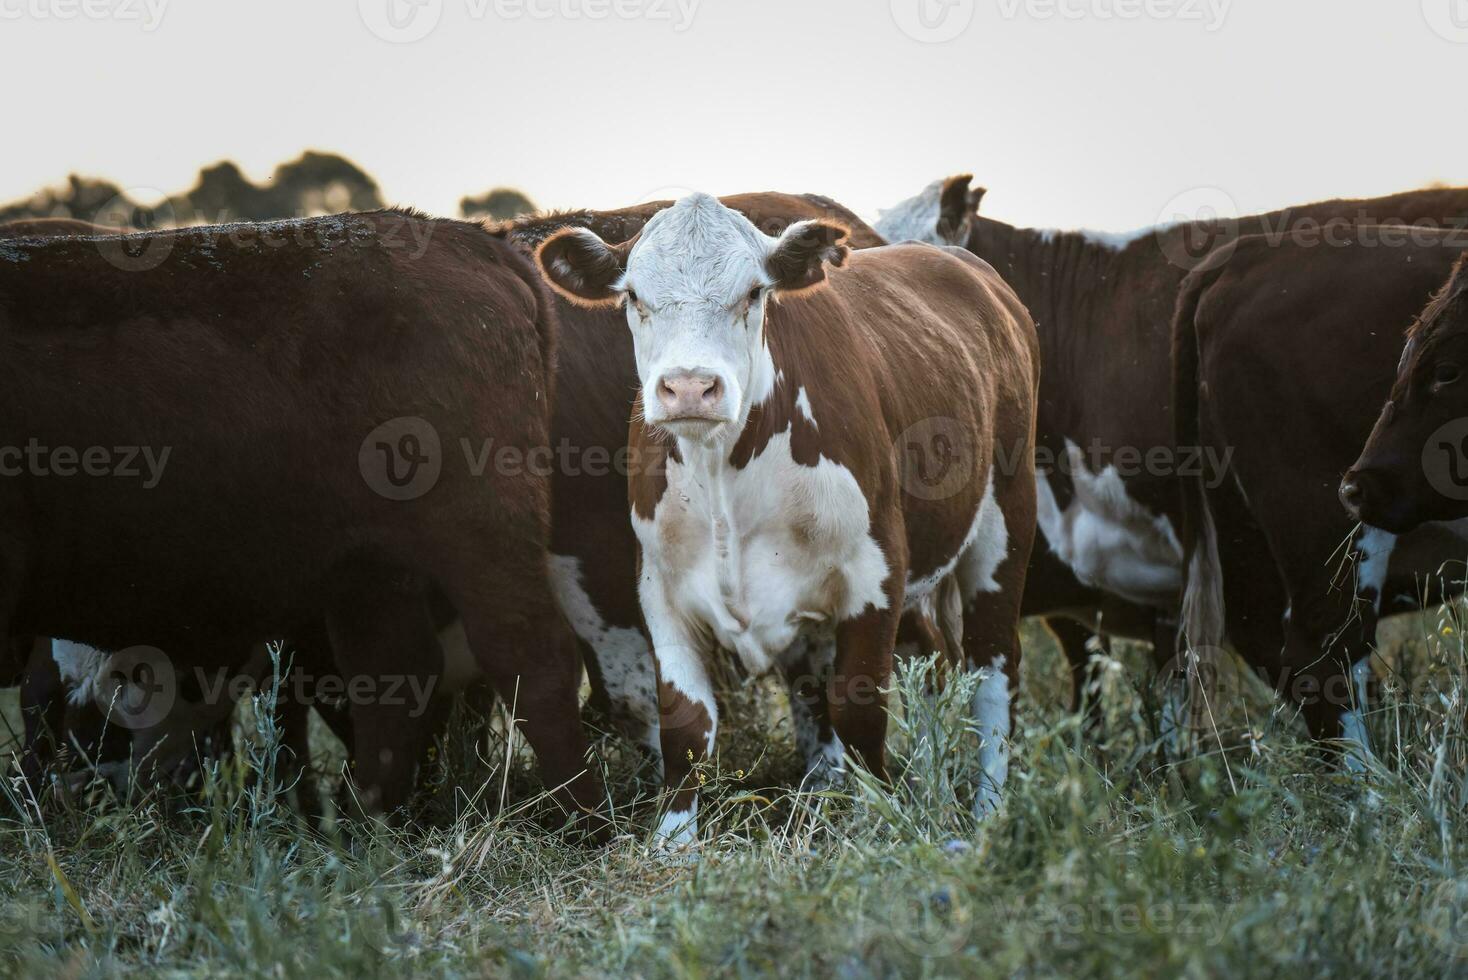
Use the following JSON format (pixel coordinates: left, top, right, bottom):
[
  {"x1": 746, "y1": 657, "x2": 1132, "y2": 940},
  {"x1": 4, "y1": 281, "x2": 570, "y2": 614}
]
[{"x1": 652, "y1": 370, "x2": 727, "y2": 424}]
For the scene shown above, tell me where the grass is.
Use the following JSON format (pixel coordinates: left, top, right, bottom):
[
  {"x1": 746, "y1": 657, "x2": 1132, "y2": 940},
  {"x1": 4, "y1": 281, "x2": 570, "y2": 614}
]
[{"x1": 3, "y1": 610, "x2": 1468, "y2": 978}]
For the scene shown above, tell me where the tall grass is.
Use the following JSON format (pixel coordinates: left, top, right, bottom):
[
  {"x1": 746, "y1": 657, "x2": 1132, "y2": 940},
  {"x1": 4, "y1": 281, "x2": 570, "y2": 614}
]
[{"x1": 2, "y1": 611, "x2": 1468, "y2": 977}]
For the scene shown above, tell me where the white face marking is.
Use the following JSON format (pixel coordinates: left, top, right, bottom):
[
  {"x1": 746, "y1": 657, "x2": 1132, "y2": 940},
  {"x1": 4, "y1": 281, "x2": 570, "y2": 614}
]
[
  {"x1": 971, "y1": 655, "x2": 1010, "y2": 819},
  {"x1": 633, "y1": 429, "x2": 890, "y2": 677},
  {"x1": 1354, "y1": 527, "x2": 1397, "y2": 612},
  {"x1": 619, "y1": 194, "x2": 779, "y2": 443},
  {"x1": 873, "y1": 177, "x2": 953, "y2": 246},
  {"x1": 549, "y1": 554, "x2": 661, "y2": 755},
  {"x1": 1035, "y1": 440, "x2": 1184, "y2": 607}
]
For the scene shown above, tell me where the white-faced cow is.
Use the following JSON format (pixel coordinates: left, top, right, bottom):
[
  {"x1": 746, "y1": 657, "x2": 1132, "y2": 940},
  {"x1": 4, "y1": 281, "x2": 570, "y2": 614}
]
[
  {"x1": 882, "y1": 175, "x2": 1468, "y2": 761},
  {"x1": 0, "y1": 211, "x2": 603, "y2": 824},
  {"x1": 536, "y1": 193, "x2": 1039, "y2": 845}
]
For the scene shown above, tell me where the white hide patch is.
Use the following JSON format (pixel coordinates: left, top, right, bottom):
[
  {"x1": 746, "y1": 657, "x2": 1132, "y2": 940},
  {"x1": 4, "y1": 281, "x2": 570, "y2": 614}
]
[
  {"x1": 1341, "y1": 656, "x2": 1377, "y2": 775},
  {"x1": 654, "y1": 801, "x2": 699, "y2": 849},
  {"x1": 906, "y1": 472, "x2": 1008, "y2": 606},
  {"x1": 632, "y1": 429, "x2": 890, "y2": 677},
  {"x1": 795, "y1": 387, "x2": 818, "y2": 430},
  {"x1": 549, "y1": 554, "x2": 661, "y2": 754},
  {"x1": 972, "y1": 655, "x2": 1011, "y2": 819},
  {"x1": 1354, "y1": 528, "x2": 1397, "y2": 612},
  {"x1": 1035, "y1": 441, "x2": 1183, "y2": 607},
  {"x1": 52, "y1": 639, "x2": 110, "y2": 708}
]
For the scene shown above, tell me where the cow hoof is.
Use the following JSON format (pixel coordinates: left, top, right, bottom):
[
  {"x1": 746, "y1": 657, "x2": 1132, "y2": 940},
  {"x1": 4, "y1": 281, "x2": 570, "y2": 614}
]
[{"x1": 652, "y1": 807, "x2": 699, "y2": 856}]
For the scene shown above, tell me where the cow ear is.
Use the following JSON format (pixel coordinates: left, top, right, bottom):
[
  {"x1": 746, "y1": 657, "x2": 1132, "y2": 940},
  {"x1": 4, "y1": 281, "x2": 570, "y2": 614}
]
[
  {"x1": 536, "y1": 227, "x2": 631, "y2": 307},
  {"x1": 937, "y1": 174, "x2": 983, "y2": 244},
  {"x1": 766, "y1": 219, "x2": 850, "y2": 294}
]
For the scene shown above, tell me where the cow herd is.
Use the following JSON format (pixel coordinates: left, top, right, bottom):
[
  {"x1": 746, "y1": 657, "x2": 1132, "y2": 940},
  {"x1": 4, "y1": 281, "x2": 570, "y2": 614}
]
[{"x1": 2, "y1": 175, "x2": 1467, "y2": 846}]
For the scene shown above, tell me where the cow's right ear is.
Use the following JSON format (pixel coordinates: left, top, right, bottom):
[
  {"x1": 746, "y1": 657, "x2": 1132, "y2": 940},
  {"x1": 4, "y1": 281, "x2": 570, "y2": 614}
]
[
  {"x1": 536, "y1": 227, "x2": 631, "y2": 307},
  {"x1": 937, "y1": 174, "x2": 985, "y2": 244}
]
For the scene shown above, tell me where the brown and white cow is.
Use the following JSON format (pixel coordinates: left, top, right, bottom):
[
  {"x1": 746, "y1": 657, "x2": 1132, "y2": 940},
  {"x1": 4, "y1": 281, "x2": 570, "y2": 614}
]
[
  {"x1": 0, "y1": 210, "x2": 602, "y2": 823},
  {"x1": 1345, "y1": 253, "x2": 1468, "y2": 532},
  {"x1": 535, "y1": 193, "x2": 1039, "y2": 844},
  {"x1": 1176, "y1": 227, "x2": 1468, "y2": 767},
  {"x1": 880, "y1": 175, "x2": 1468, "y2": 758},
  {"x1": 499, "y1": 193, "x2": 929, "y2": 771}
]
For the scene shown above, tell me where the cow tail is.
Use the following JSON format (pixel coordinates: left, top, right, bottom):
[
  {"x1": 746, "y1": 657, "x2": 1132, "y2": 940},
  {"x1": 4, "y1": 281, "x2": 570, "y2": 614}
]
[{"x1": 1172, "y1": 249, "x2": 1233, "y2": 692}]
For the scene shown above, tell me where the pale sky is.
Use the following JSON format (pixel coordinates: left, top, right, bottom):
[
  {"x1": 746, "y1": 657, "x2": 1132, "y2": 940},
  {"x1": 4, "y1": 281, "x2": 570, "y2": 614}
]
[{"x1": 3, "y1": 0, "x2": 1466, "y2": 231}]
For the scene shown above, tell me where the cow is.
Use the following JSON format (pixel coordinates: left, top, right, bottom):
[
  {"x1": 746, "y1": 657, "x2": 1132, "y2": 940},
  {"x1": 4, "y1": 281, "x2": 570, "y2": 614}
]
[
  {"x1": 534, "y1": 192, "x2": 1039, "y2": 845},
  {"x1": 0, "y1": 210, "x2": 603, "y2": 824},
  {"x1": 880, "y1": 174, "x2": 1468, "y2": 759},
  {"x1": 1175, "y1": 227, "x2": 1468, "y2": 766},
  {"x1": 498, "y1": 192, "x2": 950, "y2": 772},
  {"x1": 1345, "y1": 253, "x2": 1468, "y2": 532}
]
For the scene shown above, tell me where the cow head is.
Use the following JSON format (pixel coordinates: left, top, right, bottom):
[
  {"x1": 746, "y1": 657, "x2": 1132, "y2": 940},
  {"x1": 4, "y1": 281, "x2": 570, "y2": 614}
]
[
  {"x1": 1343, "y1": 254, "x2": 1468, "y2": 532},
  {"x1": 874, "y1": 174, "x2": 986, "y2": 247},
  {"x1": 537, "y1": 193, "x2": 849, "y2": 444}
]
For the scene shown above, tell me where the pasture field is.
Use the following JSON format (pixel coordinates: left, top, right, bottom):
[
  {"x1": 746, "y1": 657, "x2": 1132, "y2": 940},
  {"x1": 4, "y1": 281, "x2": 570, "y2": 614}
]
[{"x1": 3, "y1": 610, "x2": 1468, "y2": 979}]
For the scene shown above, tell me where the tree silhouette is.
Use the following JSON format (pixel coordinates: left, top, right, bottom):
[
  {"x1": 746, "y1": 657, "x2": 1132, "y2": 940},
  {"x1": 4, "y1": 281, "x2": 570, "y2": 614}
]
[{"x1": 460, "y1": 187, "x2": 537, "y2": 221}]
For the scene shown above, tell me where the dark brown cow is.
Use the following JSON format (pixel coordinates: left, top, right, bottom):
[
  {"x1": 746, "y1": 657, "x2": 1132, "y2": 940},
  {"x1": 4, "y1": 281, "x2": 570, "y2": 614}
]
[
  {"x1": 882, "y1": 175, "x2": 1468, "y2": 755},
  {"x1": 1175, "y1": 227, "x2": 1468, "y2": 764},
  {"x1": 0, "y1": 210, "x2": 602, "y2": 822},
  {"x1": 1346, "y1": 253, "x2": 1468, "y2": 534},
  {"x1": 536, "y1": 193, "x2": 1039, "y2": 845}
]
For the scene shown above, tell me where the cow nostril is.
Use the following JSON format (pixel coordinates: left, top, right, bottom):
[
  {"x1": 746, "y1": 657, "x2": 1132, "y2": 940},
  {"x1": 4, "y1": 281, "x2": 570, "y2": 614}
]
[
  {"x1": 657, "y1": 379, "x2": 678, "y2": 407},
  {"x1": 702, "y1": 377, "x2": 722, "y2": 405},
  {"x1": 1339, "y1": 480, "x2": 1362, "y2": 507}
]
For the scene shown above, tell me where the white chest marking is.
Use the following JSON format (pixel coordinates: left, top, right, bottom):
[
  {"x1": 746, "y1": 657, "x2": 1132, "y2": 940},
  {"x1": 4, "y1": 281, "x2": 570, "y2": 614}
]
[
  {"x1": 633, "y1": 430, "x2": 889, "y2": 676},
  {"x1": 1035, "y1": 440, "x2": 1183, "y2": 607}
]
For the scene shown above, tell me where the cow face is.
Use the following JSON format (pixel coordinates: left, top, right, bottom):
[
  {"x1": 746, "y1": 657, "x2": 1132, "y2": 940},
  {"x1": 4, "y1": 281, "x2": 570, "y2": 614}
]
[
  {"x1": 1343, "y1": 255, "x2": 1468, "y2": 532},
  {"x1": 538, "y1": 193, "x2": 848, "y2": 444},
  {"x1": 874, "y1": 174, "x2": 986, "y2": 247}
]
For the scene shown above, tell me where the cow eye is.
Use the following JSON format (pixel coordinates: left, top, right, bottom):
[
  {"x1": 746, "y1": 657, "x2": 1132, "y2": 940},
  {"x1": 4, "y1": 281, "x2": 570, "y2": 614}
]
[
  {"x1": 747, "y1": 286, "x2": 762, "y2": 305},
  {"x1": 625, "y1": 288, "x2": 639, "y2": 306},
  {"x1": 1433, "y1": 363, "x2": 1462, "y2": 389}
]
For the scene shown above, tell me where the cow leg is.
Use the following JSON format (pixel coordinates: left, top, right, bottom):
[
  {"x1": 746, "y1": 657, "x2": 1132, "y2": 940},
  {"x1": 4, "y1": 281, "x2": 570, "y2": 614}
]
[
  {"x1": 1279, "y1": 526, "x2": 1392, "y2": 771},
  {"x1": 778, "y1": 633, "x2": 841, "y2": 785},
  {"x1": 1050, "y1": 617, "x2": 1107, "y2": 734},
  {"x1": 829, "y1": 604, "x2": 900, "y2": 782},
  {"x1": 18, "y1": 639, "x2": 66, "y2": 791},
  {"x1": 956, "y1": 466, "x2": 1035, "y2": 819},
  {"x1": 325, "y1": 578, "x2": 442, "y2": 820},
  {"x1": 640, "y1": 571, "x2": 715, "y2": 848}
]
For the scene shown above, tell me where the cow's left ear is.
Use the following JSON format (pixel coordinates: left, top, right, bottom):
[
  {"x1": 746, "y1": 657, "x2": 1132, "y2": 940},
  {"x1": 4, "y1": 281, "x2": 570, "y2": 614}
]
[
  {"x1": 535, "y1": 227, "x2": 632, "y2": 307},
  {"x1": 766, "y1": 219, "x2": 850, "y2": 294},
  {"x1": 937, "y1": 174, "x2": 985, "y2": 244}
]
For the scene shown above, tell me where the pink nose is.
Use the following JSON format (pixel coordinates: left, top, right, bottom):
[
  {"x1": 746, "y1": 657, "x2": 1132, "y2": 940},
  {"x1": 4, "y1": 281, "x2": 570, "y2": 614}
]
[{"x1": 655, "y1": 372, "x2": 723, "y2": 416}]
